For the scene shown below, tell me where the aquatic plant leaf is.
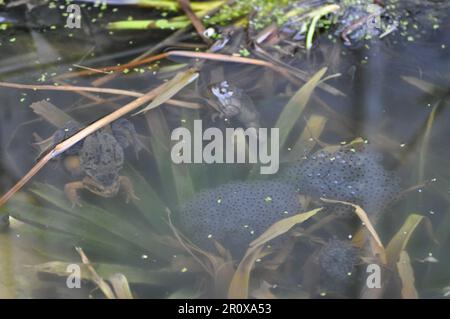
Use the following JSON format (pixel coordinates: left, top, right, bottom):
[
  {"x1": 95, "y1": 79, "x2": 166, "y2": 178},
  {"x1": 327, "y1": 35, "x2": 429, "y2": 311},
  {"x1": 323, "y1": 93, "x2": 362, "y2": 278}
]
[
  {"x1": 275, "y1": 67, "x2": 327, "y2": 150},
  {"x1": 30, "y1": 100, "x2": 74, "y2": 128},
  {"x1": 170, "y1": 110, "x2": 202, "y2": 202},
  {"x1": 32, "y1": 261, "x2": 185, "y2": 286},
  {"x1": 262, "y1": 240, "x2": 296, "y2": 271},
  {"x1": 108, "y1": 19, "x2": 191, "y2": 30},
  {"x1": 227, "y1": 246, "x2": 263, "y2": 299},
  {"x1": 76, "y1": 247, "x2": 116, "y2": 299},
  {"x1": 30, "y1": 183, "x2": 173, "y2": 260},
  {"x1": 397, "y1": 251, "x2": 419, "y2": 299},
  {"x1": 418, "y1": 102, "x2": 441, "y2": 185},
  {"x1": 249, "y1": 208, "x2": 322, "y2": 248},
  {"x1": 8, "y1": 200, "x2": 135, "y2": 252},
  {"x1": 145, "y1": 108, "x2": 195, "y2": 204},
  {"x1": 167, "y1": 210, "x2": 235, "y2": 297},
  {"x1": 285, "y1": 114, "x2": 327, "y2": 161},
  {"x1": 18, "y1": 224, "x2": 138, "y2": 262},
  {"x1": 134, "y1": 68, "x2": 199, "y2": 115},
  {"x1": 402, "y1": 76, "x2": 437, "y2": 95},
  {"x1": 305, "y1": 4, "x2": 340, "y2": 50},
  {"x1": 109, "y1": 273, "x2": 134, "y2": 299},
  {"x1": 145, "y1": 109, "x2": 178, "y2": 200},
  {"x1": 386, "y1": 214, "x2": 437, "y2": 266},
  {"x1": 321, "y1": 198, "x2": 386, "y2": 264},
  {"x1": 228, "y1": 208, "x2": 322, "y2": 299},
  {"x1": 124, "y1": 165, "x2": 170, "y2": 232}
]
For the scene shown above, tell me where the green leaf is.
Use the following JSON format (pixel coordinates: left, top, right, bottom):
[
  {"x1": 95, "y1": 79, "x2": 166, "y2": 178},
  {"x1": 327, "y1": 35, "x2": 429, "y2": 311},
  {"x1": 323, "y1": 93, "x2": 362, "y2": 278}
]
[
  {"x1": 386, "y1": 214, "x2": 436, "y2": 266},
  {"x1": 145, "y1": 108, "x2": 195, "y2": 205},
  {"x1": 30, "y1": 183, "x2": 173, "y2": 260},
  {"x1": 284, "y1": 114, "x2": 327, "y2": 161},
  {"x1": 228, "y1": 208, "x2": 322, "y2": 299},
  {"x1": 124, "y1": 165, "x2": 170, "y2": 232},
  {"x1": 275, "y1": 67, "x2": 327, "y2": 150},
  {"x1": 8, "y1": 200, "x2": 134, "y2": 254},
  {"x1": 32, "y1": 261, "x2": 187, "y2": 286}
]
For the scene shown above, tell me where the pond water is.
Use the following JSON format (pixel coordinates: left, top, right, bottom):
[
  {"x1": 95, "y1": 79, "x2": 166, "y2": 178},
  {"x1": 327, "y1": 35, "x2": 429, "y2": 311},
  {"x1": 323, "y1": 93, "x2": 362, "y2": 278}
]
[{"x1": 0, "y1": 0, "x2": 449, "y2": 298}]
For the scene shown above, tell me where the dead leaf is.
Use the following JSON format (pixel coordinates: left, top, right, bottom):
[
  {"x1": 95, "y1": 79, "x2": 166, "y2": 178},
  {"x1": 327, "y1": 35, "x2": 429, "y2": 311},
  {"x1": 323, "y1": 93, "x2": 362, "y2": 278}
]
[
  {"x1": 76, "y1": 247, "x2": 116, "y2": 299},
  {"x1": 134, "y1": 68, "x2": 199, "y2": 115},
  {"x1": 321, "y1": 198, "x2": 386, "y2": 264},
  {"x1": 228, "y1": 208, "x2": 322, "y2": 299},
  {"x1": 227, "y1": 246, "x2": 263, "y2": 299},
  {"x1": 109, "y1": 273, "x2": 134, "y2": 299},
  {"x1": 397, "y1": 251, "x2": 418, "y2": 299},
  {"x1": 386, "y1": 214, "x2": 437, "y2": 266},
  {"x1": 250, "y1": 208, "x2": 323, "y2": 248}
]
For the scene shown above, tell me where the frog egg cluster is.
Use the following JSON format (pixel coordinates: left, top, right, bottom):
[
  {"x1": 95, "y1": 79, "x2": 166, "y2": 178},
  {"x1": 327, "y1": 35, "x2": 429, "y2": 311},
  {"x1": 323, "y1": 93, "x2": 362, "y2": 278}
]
[
  {"x1": 318, "y1": 239, "x2": 360, "y2": 293},
  {"x1": 178, "y1": 181, "x2": 302, "y2": 258},
  {"x1": 280, "y1": 145, "x2": 401, "y2": 217}
]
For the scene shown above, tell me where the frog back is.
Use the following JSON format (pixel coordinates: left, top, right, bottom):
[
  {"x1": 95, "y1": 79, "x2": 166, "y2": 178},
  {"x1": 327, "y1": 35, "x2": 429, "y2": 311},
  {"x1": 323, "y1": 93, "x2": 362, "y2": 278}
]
[{"x1": 79, "y1": 131, "x2": 124, "y2": 177}]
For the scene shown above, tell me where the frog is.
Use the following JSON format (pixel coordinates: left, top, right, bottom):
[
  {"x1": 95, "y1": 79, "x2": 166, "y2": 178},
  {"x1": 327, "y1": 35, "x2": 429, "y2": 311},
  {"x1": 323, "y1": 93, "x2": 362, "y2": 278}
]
[
  {"x1": 337, "y1": 3, "x2": 386, "y2": 46},
  {"x1": 52, "y1": 119, "x2": 140, "y2": 207},
  {"x1": 204, "y1": 80, "x2": 262, "y2": 130}
]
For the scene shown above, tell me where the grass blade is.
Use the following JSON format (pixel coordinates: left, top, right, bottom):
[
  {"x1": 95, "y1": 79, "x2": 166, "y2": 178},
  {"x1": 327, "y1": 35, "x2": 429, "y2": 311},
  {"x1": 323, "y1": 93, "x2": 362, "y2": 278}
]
[
  {"x1": 275, "y1": 67, "x2": 328, "y2": 150},
  {"x1": 397, "y1": 251, "x2": 419, "y2": 299},
  {"x1": 228, "y1": 208, "x2": 322, "y2": 299}
]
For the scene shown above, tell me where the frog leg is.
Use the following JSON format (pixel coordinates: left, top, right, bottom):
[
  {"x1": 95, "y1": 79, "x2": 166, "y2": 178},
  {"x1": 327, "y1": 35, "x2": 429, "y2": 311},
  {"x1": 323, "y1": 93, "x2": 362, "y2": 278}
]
[
  {"x1": 64, "y1": 181, "x2": 85, "y2": 208},
  {"x1": 118, "y1": 176, "x2": 140, "y2": 203},
  {"x1": 111, "y1": 119, "x2": 143, "y2": 157}
]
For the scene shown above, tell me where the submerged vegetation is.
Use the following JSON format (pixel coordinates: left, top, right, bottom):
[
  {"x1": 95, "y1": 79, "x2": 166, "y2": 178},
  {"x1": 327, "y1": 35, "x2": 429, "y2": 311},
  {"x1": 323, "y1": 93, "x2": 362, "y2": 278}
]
[{"x1": 0, "y1": 0, "x2": 449, "y2": 299}]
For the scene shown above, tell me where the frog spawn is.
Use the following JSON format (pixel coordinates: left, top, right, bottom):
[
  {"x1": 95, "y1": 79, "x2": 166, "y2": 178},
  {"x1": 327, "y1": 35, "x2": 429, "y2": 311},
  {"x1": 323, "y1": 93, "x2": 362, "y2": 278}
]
[
  {"x1": 178, "y1": 181, "x2": 302, "y2": 258},
  {"x1": 179, "y1": 145, "x2": 401, "y2": 257},
  {"x1": 280, "y1": 144, "x2": 401, "y2": 218},
  {"x1": 316, "y1": 239, "x2": 361, "y2": 295}
]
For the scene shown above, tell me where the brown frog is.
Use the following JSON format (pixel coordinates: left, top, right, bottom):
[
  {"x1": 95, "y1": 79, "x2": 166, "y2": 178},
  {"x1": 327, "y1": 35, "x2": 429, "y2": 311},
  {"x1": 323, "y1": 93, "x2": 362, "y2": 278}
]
[
  {"x1": 205, "y1": 81, "x2": 261, "y2": 129},
  {"x1": 52, "y1": 119, "x2": 140, "y2": 207}
]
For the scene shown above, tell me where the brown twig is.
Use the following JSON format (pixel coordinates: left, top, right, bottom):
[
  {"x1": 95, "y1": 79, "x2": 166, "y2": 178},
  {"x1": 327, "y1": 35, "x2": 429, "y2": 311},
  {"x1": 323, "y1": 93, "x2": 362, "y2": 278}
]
[
  {"x1": 0, "y1": 81, "x2": 143, "y2": 97},
  {"x1": 178, "y1": 0, "x2": 212, "y2": 44},
  {"x1": 88, "y1": 1, "x2": 234, "y2": 87},
  {"x1": 0, "y1": 81, "x2": 203, "y2": 109},
  {"x1": 76, "y1": 247, "x2": 116, "y2": 299},
  {"x1": 58, "y1": 50, "x2": 301, "y2": 84}
]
